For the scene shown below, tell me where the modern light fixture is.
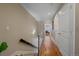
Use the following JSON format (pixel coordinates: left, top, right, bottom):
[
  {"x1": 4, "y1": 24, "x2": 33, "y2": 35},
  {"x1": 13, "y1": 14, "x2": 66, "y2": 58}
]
[
  {"x1": 48, "y1": 12, "x2": 52, "y2": 16},
  {"x1": 6, "y1": 26, "x2": 10, "y2": 31},
  {"x1": 32, "y1": 28, "x2": 36, "y2": 35},
  {"x1": 58, "y1": 11, "x2": 64, "y2": 15}
]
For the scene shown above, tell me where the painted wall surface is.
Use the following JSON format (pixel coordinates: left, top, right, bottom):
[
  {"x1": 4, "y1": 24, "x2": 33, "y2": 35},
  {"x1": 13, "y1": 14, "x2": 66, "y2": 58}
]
[
  {"x1": 54, "y1": 4, "x2": 75, "y2": 56},
  {"x1": 0, "y1": 4, "x2": 40, "y2": 55},
  {"x1": 75, "y1": 4, "x2": 79, "y2": 56},
  {"x1": 0, "y1": 3, "x2": 75, "y2": 56}
]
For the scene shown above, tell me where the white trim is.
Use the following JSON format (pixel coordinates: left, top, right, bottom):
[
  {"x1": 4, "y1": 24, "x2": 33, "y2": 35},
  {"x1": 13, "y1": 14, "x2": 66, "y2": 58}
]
[{"x1": 73, "y1": 3, "x2": 75, "y2": 56}]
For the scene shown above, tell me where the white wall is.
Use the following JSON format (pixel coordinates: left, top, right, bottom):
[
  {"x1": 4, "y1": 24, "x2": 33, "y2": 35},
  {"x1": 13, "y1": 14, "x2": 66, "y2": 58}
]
[{"x1": 54, "y1": 4, "x2": 75, "y2": 56}]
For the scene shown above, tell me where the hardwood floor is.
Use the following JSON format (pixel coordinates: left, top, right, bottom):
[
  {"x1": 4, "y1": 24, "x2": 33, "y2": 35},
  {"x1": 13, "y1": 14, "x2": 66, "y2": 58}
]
[{"x1": 39, "y1": 32, "x2": 62, "y2": 56}]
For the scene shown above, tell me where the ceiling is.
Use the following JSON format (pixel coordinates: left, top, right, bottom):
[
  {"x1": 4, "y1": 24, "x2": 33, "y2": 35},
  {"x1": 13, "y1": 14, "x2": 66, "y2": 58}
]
[{"x1": 21, "y1": 3, "x2": 64, "y2": 22}]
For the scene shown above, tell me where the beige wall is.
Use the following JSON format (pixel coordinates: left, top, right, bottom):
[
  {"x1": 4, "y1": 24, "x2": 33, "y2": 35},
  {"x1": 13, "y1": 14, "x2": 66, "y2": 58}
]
[
  {"x1": 75, "y1": 4, "x2": 79, "y2": 56},
  {"x1": 0, "y1": 4, "x2": 40, "y2": 55}
]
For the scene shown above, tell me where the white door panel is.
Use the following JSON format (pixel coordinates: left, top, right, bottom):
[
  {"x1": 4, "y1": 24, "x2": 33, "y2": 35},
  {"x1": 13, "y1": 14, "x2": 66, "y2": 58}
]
[{"x1": 54, "y1": 4, "x2": 75, "y2": 56}]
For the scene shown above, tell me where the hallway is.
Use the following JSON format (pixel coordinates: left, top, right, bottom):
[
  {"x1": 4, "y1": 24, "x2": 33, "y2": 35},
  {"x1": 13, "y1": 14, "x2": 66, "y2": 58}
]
[{"x1": 0, "y1": 3, "x2": 75, "y2": 56}]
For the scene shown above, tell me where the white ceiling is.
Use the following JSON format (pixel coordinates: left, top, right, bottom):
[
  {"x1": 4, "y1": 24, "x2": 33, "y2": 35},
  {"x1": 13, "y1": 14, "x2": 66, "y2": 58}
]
[{"x1": 21, "y1": 3, "x2": 64, "y2": 22}]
